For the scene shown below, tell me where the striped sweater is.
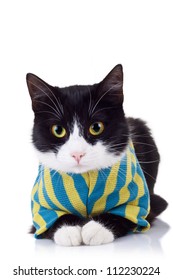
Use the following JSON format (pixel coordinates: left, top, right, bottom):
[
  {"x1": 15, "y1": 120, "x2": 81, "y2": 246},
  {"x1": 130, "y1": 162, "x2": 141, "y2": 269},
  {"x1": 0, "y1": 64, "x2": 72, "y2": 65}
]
[{"x1": 31, "y1": 141, "x2": 150, "y2": 238}]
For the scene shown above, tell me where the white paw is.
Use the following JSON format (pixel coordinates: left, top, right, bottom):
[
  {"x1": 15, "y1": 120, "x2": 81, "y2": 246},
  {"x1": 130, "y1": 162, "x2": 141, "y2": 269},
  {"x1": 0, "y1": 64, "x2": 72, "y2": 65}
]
[
  {"x1": 54, "y1": 225, "x2": 82, "y2": 246},
  {"x1": 82, "y1": 220, "x2": 114, "y2": 246}
]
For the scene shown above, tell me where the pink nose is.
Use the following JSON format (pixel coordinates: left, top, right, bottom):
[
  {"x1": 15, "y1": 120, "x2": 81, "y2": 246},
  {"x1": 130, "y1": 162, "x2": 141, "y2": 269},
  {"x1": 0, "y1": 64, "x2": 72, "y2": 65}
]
[{"x1": 71, "y1": 152, "x2": 85, "y2": 164}]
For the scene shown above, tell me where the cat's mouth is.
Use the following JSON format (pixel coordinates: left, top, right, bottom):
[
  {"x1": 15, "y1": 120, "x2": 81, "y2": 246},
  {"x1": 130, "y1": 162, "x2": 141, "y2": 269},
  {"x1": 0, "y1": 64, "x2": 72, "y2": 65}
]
[
  {"x1": 70, "y1": 163, "x2": 91, "y2": 174},
  {"x1": 66, "y1": 158, "x2": 99, "y2": 174}
]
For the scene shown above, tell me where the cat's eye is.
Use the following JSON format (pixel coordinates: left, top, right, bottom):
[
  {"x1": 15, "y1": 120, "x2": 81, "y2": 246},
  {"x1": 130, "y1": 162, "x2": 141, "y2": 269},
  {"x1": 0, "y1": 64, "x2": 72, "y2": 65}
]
[
  {"x1": 51, "y1": 125, "x2": 66, "y2": 138},
  {"x1": 89, "y1": 122, "x2": 104, "y2": 136}
]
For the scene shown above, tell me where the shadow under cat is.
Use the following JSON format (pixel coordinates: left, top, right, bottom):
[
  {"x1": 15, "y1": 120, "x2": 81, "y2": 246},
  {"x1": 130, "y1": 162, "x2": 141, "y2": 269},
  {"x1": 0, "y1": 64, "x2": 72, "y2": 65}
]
[{"x1": 33, "y1": 218, "x2": 170, "y2": 256}]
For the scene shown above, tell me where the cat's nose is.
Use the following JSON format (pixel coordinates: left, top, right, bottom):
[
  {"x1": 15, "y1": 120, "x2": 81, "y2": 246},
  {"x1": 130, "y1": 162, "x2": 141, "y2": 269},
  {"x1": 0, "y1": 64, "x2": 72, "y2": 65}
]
[{"x1": 71, "y1": 152, "x2": 86, "y2": 164}]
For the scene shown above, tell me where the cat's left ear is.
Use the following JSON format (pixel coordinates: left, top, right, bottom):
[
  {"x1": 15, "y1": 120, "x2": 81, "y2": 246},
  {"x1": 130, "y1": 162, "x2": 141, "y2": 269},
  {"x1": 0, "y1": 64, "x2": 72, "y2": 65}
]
[
  {"x1": 26, "y1": 73, "x2": 53, "y2": 111},
  {"x1": 100, "y1": 64, "x2": 124, "y2": 104}
]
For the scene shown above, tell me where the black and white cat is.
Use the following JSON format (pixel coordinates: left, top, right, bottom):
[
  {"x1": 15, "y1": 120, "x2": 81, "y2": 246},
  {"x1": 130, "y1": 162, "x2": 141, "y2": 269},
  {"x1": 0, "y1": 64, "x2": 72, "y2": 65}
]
[{"x1": 27, "y1": 64, "x2": 167, "y2": 246}]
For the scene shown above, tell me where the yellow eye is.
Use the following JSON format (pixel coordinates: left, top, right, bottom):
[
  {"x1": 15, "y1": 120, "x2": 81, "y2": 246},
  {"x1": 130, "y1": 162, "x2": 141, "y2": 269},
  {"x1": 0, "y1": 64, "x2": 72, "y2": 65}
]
[
  {"x1": 89, "y1": 122, "x2": 104, "y2": 136},
  {"x1": 51, "y1": 125, "x2": 66, "y2": 138}
]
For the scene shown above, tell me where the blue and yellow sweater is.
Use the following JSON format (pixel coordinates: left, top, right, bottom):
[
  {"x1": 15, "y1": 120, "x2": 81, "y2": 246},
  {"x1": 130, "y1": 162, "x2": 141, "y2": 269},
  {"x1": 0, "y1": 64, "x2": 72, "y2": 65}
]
[{"x1": 31, "y1": 141, "x2": 150, "y2": 238}]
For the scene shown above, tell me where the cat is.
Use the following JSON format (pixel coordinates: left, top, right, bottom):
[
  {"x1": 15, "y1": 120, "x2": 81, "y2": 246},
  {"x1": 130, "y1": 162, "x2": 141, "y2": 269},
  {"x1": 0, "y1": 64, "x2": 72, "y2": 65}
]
[{"x1": 27, "y1": 64, "x2": 168, "y2": 246}]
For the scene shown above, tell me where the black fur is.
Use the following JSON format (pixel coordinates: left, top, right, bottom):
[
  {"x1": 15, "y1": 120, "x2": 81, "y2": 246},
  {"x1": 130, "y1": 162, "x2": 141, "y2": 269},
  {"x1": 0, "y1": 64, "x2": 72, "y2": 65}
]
[
  {"x1": 127, "y1": 117, "x2": 168, "y2": 222},
  {"x1": 27, "y1": 65, "x2": 128, "y2": 157},
  {"x1": 27, "y1": 64, "x2": 168, "y2": 242},
  {"x1": 30, "y1": 214, "x2": 136, "y2": 241}
]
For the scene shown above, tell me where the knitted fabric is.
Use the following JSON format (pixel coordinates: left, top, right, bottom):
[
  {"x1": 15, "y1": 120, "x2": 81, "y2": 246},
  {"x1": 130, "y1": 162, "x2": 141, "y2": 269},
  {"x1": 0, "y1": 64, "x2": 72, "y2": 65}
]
[{"x1": 31, "y1": 141, "x2": 150, "y2": 238}]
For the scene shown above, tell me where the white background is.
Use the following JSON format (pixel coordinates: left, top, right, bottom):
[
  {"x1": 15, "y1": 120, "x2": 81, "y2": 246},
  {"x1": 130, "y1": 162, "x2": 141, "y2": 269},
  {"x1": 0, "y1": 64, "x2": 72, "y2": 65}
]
[{"x1": 0, "y1": 0, "x2": 172, "y2": 279}]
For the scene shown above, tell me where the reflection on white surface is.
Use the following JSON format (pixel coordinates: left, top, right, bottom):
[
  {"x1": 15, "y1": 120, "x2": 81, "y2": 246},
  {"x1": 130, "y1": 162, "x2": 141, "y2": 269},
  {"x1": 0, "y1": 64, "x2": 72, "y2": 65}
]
[
  {"x1": 4, "y1": 217, "x2": 171, "y2": 280},
  {"x1": 33, "y1": 218, "x2": 170, "y2": 257}
]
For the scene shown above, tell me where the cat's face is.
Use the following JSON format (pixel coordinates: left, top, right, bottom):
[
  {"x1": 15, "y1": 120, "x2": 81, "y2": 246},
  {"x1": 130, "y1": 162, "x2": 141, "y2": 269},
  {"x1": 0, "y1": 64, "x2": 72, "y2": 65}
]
[{"x1": 27, "y1": 65, "x2": 129, "y2": 173}]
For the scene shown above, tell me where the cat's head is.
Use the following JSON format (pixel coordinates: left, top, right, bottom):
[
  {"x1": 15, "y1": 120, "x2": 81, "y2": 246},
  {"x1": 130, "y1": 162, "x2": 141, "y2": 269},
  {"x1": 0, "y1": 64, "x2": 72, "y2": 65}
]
[{"x1": 26, "y1": 64, "x2": 129, "y2": 174}]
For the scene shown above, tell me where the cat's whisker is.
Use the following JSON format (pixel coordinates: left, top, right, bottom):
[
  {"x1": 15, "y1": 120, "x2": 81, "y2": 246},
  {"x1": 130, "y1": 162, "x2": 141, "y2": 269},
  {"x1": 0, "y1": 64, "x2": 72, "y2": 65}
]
[
  {"x1": 132, "y1": 142, "x2": 157, "y2": 148},
  {"x1": 138, "y1": 159, "x2": 160, "y2": 164},
  {"x1": 51, "y1": 170, "x2": 61, "y2": 181},
  {"x1": 142, "y1": 169, "x2": 156, "y2": 181},
  {"x1": 116, "y1": 171, "x2": 126, "y2": 183},
  {"x1": 38, "y1": 166, "x2": 45, "y2": 177},
  {"x1": 109, "y1": 139, "x2": 157, "y2": 149},
  {"x1": 56, "y1": 96, "x2": 64, "y2": 115},
  {"x1": 87, "y1": 86, "x2": 92, "y2": 116},
  {"x1": 91, "y1": 106, "x2": 118, "y2": 117},
  {"x1": 107, "y1": 135, "x2": 129, "y2": 141},
  {"x1": 35, "y1": 100, "x2": 62, "y2": 119},
  {"x1": 122, "y1": 133, "x2": 154, "y2": 138},
  {"x1": 135, "y1": 149, "x2": 157, "y2": 155},
  {"x1": 29, "y1": 80, "x2": 64, "y2": 117},
  {"x1": 40, "y1": 168, "x2": 60, "y2": 182},
  {"x1": 37, "y1": 81, "x2": 64, "y2": 116},
  {"x1": 43, "y1": 86, "x2": 64, "y2": 116},
  {"x1": 109, "y1": 133, "x2": 153, "y2": 140},
  {"x1": 108, "y1": 145, "x2": 128, "y2": 153},
  {"x1": 116, "y1": 165, "x2": 127, "y2": 176},
  {"x1": 89, "y1": 84, "x2": 122, "y2": 115},
  {"x1": 99, "y1": 169, "x2": 109, "y2": 181},
  {"x1": 108, "y1": 144, "x2": 128, "y2": 149},
  {"x1": 36, "y1": 110, "x2": 61, "y2": 120},
  {"x1": 49, "y1": 93, "x2": 64, "y2": 116}
]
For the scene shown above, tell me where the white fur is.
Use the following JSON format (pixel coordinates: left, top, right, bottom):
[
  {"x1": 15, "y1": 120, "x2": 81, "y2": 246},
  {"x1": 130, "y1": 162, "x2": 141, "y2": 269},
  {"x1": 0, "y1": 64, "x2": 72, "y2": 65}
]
[
  {"x1": 82, "y1": 221, "x2": 114, "y2": 245},
  {"x1": 54, "y1": 225, "x2": 82, "y2": 246},
  {"x1": 34, "y1": 122, "x2": 126, "y2": 173}
]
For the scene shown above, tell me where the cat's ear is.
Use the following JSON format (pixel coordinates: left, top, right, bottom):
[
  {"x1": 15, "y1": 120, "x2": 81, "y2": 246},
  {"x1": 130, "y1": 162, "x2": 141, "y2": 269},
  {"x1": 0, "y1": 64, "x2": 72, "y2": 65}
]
[
  {"x1": 26, "y1": 73, "x2": 53, "y2": 111},
  {"x1": 100, "y1": 64, "x2": 123, "y2": 104}
]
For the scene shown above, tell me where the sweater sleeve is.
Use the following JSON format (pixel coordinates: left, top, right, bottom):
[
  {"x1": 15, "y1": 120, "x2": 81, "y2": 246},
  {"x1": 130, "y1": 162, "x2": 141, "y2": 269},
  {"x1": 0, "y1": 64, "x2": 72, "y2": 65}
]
[
  {"x1": 108, "y1": 161, "x2": 150, "y2": 232},
  {"x1": 31, "y1": 199, "x2": 66, "y2": 237}
]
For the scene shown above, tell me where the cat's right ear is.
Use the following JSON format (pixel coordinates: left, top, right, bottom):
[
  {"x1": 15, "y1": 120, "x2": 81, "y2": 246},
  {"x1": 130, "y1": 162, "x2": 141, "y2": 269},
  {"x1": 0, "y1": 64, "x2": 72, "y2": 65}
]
[
  {"x1": 97, "y1": 64, "x2": 124, "y2": 105},
  {"x1": 26, "y1": 73, "x2": 52, "y2": 111}
]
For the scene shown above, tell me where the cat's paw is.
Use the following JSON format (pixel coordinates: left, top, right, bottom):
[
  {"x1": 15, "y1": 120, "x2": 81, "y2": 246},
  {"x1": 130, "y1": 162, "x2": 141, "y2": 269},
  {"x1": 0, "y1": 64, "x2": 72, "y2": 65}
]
[
  {"x1": 53, "y1": 225, "x2": 82, "y2": 246},
  {"x1": 82, "y1": 220, "x2": 114, "y2": 246}
]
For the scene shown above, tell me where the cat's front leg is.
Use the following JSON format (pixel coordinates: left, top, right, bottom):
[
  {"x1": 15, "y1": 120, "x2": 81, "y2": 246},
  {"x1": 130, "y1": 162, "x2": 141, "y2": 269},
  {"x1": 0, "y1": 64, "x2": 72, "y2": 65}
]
[
  {"x1": 40, "y1": 214, "x2": 84, "y2": 246},
  {"x1": 82, "y1": 213, "x2": 136, "y2": 246},
  {"x1": 82, "y1": 220, "x2": 114, "y2": 246},
  {"x1": 54, "y1": 225, "x2": 82, "y2": 246}
]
